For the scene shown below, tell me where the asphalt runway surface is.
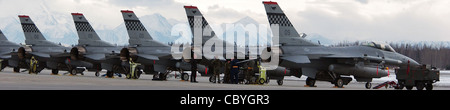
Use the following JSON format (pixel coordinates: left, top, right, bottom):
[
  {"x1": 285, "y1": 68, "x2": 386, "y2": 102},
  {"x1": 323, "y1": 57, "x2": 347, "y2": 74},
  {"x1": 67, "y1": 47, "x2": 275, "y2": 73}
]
[{"x1": 1, "y1": 67, "x2": 449, "y2": 90}]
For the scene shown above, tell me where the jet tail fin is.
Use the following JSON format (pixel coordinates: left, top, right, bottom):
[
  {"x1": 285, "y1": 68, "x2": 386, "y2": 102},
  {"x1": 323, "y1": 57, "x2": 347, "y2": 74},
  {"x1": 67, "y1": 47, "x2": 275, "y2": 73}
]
[
  {"x1": 0, "y1": 29, "x2": 7, "y2": 41},
  {"x1": 0, "y1": 29, "x2": 19, "y2": 46},
  {"x1": 184, "y1": 6, "x2": 219, "y2": 46},
  {"x1": 262, "y1": 1, "x2": 318, "y2": 46},
  {"x1": 121, "y1": 10, "x2": 167, "y2": 47},
  {"x1": 71, "y1": 13, "x2": 114, "y2": 47},
  {"x1": 18, "y1": 15, "x2": 59, "y2": 46}
]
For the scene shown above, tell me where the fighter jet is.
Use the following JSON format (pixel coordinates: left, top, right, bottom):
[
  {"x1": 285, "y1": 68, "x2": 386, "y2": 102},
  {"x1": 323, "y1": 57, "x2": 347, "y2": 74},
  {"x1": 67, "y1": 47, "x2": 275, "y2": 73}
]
[
  {"x1": 119, "y1": 10, "x2": 190, "y2": 80},
  {"x1": 9, "y1": 15, "x2": 72, "y2": 74},
  {"x1": 69, "y1": 13, "x2": 125, "y2": 77},
  {"x1": 261, "y1": 1, "x2": 420, "y2": 88},
  {"x1": 0, "y1": 29, "x2": 21, "y2": 71},
  {"x1": 182, "y1": 6, "x2": 236, "y2": 76},
  {"x1": 184, "y1": 6, "x2": 290, "y2": 85}
]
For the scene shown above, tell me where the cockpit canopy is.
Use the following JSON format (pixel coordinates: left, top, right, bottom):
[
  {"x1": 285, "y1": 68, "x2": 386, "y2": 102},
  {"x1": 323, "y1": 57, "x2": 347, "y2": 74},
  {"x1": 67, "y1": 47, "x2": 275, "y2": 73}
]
[{"x1": 363, "y1": 42, "x2": 396, "y2": 53}]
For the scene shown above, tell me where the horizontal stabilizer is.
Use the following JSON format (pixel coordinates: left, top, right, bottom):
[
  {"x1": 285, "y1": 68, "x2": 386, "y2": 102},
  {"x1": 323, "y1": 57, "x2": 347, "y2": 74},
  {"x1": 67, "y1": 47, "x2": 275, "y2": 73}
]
[
  {"x1": 0, "y1": 29, "x2": 7, "y2": 41},
  {"x1": 281, "y1": 55, "x2": 310, "y2": 63}
]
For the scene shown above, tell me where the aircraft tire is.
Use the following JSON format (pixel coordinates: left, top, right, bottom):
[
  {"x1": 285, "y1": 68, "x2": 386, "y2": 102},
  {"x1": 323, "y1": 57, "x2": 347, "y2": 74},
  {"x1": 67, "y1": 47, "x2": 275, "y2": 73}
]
[
  {"x1": 134, "y1": 70, "x2": 141, "y2": 79},
  {"x1": 277, "y1": 79, "x2": 283, "y2": 86},
  {"x1": 405, "y1": 86, "x2": 413, "y2": 90},
  {"x1": 365, "y1": 82, "x2": 372, "y2": 89},
  {"x1": 425, "y1": 82, "x2": 433, "y2": 90},
  {"x1": 416, "y1": 81, "x2": 424, "y2": 90},
  {"x1": 209, "y1": 75, "x2": 216, "y2": 83},
  {"x1": 95, "y1": 71, "x2": 100, "y2": 77},
  {"x1": 306, "y1": 77, "x2": 316, "y2": 87},
  {"x1": 397, "y1": 80, "x2": 405, "y2": 90},
  {"x1": 13, "y1": 67, "x2": 20, "y2": 73},
  {"x1": 335, "y1": 78, "x2": 344, "y2": 88},
  {"x1": 258, "y1": 78, "x2": 265, "y2": 84},
  {"x1": 70, "y1": 69, "x2": 77, "y2": 75},
  {"x1": 153, "y1": 73, "x2": 159, "y2": 79},
  {"x1": 106, "y1": 71, "x2": 113, "y2": 78},
  {"x1": 181, "y1": 73, "x2": 189, "y2": 81}
]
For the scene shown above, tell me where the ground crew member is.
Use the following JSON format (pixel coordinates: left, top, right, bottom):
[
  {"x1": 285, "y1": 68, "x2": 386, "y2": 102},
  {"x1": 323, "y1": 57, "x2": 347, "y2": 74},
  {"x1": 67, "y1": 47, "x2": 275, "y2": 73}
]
[
  {"x1": 223, "y1": 60, "x2": 230, "y2": 83},
  {"x1": 190, "y1": 48, "x2": 198, "y2": 83},
  {"x1": 246, "y1": 59, "x2": 255, "y2": 84},
  {"x1": 212, "y1": 57, "x2": 221, "y2": 83},
  {"x1": 230, "y1": 56, "x2": 240, "y2": 84}
]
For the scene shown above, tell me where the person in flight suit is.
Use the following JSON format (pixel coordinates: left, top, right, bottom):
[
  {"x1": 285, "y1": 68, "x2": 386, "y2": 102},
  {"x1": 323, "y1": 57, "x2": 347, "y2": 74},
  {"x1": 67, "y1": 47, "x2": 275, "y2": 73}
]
[
  {"x1": 223, "y1": 60, "x2": 231, "y2": 84},
  {"x1": 246, "y1": 58, "x2": 256, "y2": 84},
  {"x1": 190, "y1": 48, "x2": 198, "y2": 83}
]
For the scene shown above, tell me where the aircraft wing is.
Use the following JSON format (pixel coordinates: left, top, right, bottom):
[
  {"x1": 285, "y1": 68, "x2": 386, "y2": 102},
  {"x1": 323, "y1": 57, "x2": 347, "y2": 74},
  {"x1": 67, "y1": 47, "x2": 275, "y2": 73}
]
[
  {"x1": 136, "y1": 54, "x2": 159, "y2": 60},
  {"x1": 282, "y1": 55, "x2": 311, "y2": 63},
  {"x1": 0, "y1": 55, "x2": 11, "y2": 59},
  {"x1": 84, "y1": 53, "x2": 106, "y2": 61}
]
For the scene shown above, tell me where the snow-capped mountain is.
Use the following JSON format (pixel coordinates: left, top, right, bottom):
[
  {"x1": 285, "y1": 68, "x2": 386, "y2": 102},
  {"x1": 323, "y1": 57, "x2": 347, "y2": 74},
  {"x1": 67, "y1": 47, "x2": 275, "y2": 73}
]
[
  {"x1": 0, "y1": 4, "x2": 78, "y2": 46},
  {"x1": 97, "y1": 13, "x2": 189, "y2": 46}
]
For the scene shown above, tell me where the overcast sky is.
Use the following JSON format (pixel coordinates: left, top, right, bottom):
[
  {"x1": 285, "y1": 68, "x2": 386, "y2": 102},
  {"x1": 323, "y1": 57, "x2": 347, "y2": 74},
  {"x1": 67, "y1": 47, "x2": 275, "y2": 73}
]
[{"x1": 0, "y1": 0, "x2": 449, "y2": 42}]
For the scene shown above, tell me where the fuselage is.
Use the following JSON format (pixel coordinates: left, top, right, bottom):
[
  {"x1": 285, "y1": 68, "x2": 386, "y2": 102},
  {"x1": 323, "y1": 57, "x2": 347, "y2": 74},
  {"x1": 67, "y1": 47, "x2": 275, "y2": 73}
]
[{"x1": 280, "y1": 45, "x2": 419, "y2": 72}]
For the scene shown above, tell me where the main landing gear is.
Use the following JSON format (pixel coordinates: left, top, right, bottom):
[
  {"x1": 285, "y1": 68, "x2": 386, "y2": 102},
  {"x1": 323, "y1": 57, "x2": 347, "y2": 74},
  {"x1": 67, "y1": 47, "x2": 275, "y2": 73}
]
[{"x1": 304, "y1": 71, "x2": 352, "y2": 88}]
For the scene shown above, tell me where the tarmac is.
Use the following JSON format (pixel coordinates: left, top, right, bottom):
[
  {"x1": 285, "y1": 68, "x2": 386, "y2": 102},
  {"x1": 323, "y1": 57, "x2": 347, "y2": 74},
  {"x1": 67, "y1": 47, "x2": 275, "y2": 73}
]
[{"x1": 0, "y1": 67, "x2": 449, "y2": 90}]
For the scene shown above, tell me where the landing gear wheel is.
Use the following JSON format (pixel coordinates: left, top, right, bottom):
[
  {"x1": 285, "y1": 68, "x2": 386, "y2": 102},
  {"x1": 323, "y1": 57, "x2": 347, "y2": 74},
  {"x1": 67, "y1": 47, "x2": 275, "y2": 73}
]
[
  {"x1": 95, "y1": 71, "x2": 100, "y2": 77},
  {"x1": 13, "y1": 67, "x2": 20, "y2": 73},
  {"x1": 181, "y1": 73, "x2": 189, "y2": 81},
  {"x1": 70, "y1": 69, "x2": 77, "y2": 75},
  {"x1": 405, "y1": 86, "x2": 413, "y2": 90},
  {"x1": 277, "y1": 79, "x2": 283, "y2": 86},
  {"x1": 398, "y1": 80, "x2": 405, "y2": 90},
  {"x1": 416, "y1": 81, "x2": 425, "y2": 90},
  {"x1": 134, "y1": 71, "x2": 141, "y2": 79},
  {"x1": 127, "y1": 69, "x2": 140, "y2": 79},
  {"x1": 306, "y1": 77, "x2": 316, "y2": 87},
  {"x1": 335, "y1": 78, "x2": 344, "y2": 88},
  {"x1": 153, "y1": 73, "x2": 160, "y2": 79},
  {"x1": 258, "y1": 78, "x2": 265, "y2": 84},
  {"x1": 52, "y1": 69, "x2": 59, "y2": 75},
  {"x1": 209, "y1": 75, "x2": 216, "y2": 83},
  {"x1": 159, "y1": 72, "x2": 167, "y2": 80},
  {"x1": 426, "y1": 82, "x2": 433, "y2": 90},
  {"x1": 365, "y1": 82, "x2": 372, "y2": 89},
  {"x1": 106, "y1": 71, "x2": 113, "y2": 78},
  {"x1": 126, "y1": 73, "x2": 132, "y2": 79}
]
